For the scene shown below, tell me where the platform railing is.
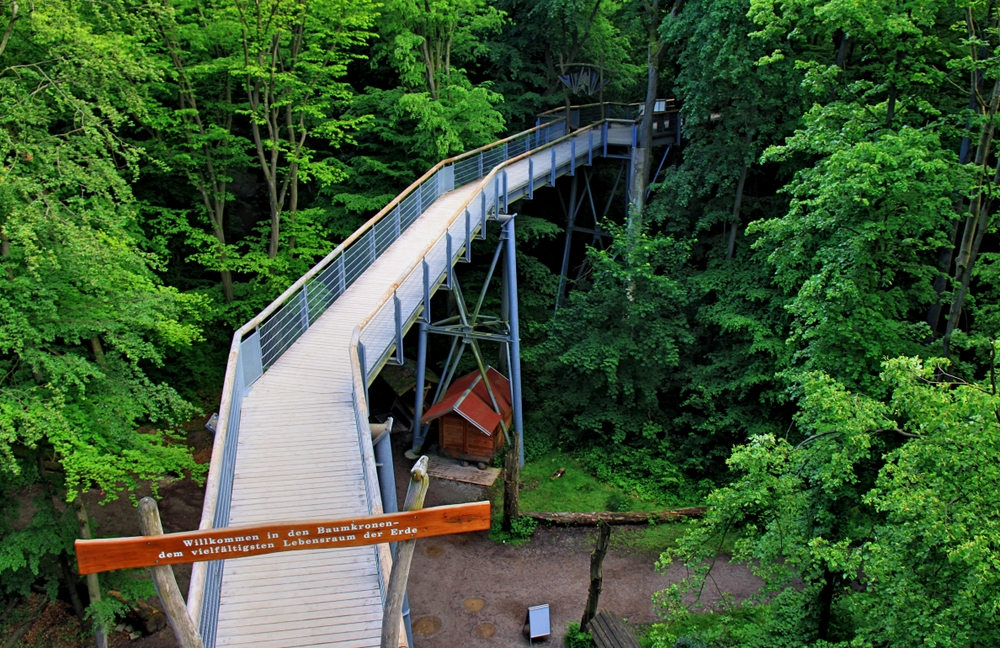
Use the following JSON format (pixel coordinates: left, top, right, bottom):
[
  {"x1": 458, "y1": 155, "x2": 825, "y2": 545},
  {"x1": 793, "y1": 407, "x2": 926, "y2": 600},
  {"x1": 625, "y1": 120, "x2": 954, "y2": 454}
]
[{"x1": 189, "y1": 102, "x2": 644, "y2": 644}]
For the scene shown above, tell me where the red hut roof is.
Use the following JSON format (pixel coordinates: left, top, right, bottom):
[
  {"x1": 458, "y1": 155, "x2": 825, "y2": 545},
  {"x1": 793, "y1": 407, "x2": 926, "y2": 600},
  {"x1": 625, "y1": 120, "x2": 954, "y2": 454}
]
[{"x1": 420, "y1": 368, "x2": 512, "y2": 436}]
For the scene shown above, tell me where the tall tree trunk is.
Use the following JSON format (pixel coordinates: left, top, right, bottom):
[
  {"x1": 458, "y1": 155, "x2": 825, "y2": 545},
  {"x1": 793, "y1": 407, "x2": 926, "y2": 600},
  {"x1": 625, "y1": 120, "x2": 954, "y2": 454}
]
[
  {"x1": 501, "y1": 431, "x2": 521, "y2": 533},
  {"x1": 943, "y1": 78, "x2": 1000, "y2": 355},
  {"x1": 927, "y1": 219, "x2": 960, "y2": 334},
  {"x1": 627, "y1": 38, "x2": 663, "y2": 241},
  {"x1": 580, "y1": 521, "x2": 611, "y2": 631},
  {"x1": 74, "y1": 500, "x2": 108, "y2": 648},
  {"x1": 943, "y1": 188, "x2": 995, "y2": 356},
  {"x1": 60, "y1": 557, "x2": 87, "y2": 629},
  {"x1": 928, "y1": 54, "x2": 984, "y2": 332},
  {"x1": 36, "y1": 458, "x2": 88, "y2": 632},
  {"x1": 817, "y1": 569, "x2": 837, "y2": 641},
  {"x1": 726, "y1": 162, "x2": 749, "y2": 260},
  {"x1": 1, "y1": 229, "x2": 12, "y2": 281}
]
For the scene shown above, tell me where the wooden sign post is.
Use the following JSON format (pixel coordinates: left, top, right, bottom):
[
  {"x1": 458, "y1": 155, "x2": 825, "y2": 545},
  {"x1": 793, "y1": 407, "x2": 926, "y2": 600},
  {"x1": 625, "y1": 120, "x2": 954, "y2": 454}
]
[
  {"x1": 137, "y1": 498, "x2": 205, "y2": 648},
  {"x1": 382, "y1": 456, "x2": 430, "y2": 648}
]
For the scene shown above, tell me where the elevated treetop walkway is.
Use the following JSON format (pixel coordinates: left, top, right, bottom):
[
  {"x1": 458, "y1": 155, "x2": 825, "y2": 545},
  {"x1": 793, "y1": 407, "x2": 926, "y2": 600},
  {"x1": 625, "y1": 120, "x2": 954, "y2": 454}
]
[{"x1": 188, "y1": 101, "x2": 677, "y2": 648}]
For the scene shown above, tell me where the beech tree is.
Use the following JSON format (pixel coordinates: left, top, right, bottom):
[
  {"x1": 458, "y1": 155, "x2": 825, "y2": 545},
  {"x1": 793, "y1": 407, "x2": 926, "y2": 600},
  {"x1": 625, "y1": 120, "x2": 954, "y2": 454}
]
[
  {"x1": 656, "y1": 356, "x2": 1000, "y2": 647},
  {"x1": 0, "y1": 0, "x2": 203, "y2": 635}
]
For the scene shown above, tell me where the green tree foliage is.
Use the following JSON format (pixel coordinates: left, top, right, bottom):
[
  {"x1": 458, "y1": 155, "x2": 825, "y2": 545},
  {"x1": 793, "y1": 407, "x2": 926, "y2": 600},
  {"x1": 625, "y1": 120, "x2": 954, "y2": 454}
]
[
  {"x1": 322, "y1": 0, "x2": 506, "y2": 230},
  {"x1": 528, "y1": 232, "x2": 702, "y2": 502},
  {"x1": 0, "y1": 0, "x2": 203, "y2": 622},
  {"x1": 656, "y1": 356, "x2": 1000, "y2": 647},
  {"x1": 140, "y1": 0, "x2": 379, "y2": 311}
]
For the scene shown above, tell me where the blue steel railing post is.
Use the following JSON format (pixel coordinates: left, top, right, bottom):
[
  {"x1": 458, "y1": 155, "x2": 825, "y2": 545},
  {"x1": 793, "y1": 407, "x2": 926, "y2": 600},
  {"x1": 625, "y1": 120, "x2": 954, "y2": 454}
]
[
  {"x1": 464, "y1": 209, "x2": 472, "y2": 262},
  {"x1": 337, "y1": 254, "x2": 346, "y2": 294},
  {"x1": 478, "y1": 152, "x2": 483, "y2": 179},
  {"x1": 393, "y1": 292, "x2": 403, "y2": 365},
  {"x1": 299, "y1": 284, "x2": 310, "y2": 332},
  {"x1": 588, "y1": 131, "x2": 593, "y2": 165},
  {"x1": 411, "y1": 321, "x2": 429, "y2": 452},
  {"x1": 394, "y1": 204, "x2": 401, "y2": 238},
  {"x1": 480, "y1": 193, "x2": 487, "y2": 236},
  {"x1": 632, "y1": 123, "x2": 637, "y2": 148},
  {"x1": 421, "y1": 258, "x2": 430, "y2": 323},
  {"x1": 368, "y1": 229, "x2": 376, "y2": 264},
  {"x1": 603, "y1": 122, "x2": 608, "y2": 157},
  {"x1": 549, "y1": 148, "x2": 556, "y2": 186},
  {"x1": 503, "y1": 170, "x2": 508, "y2": 212},
  {"x1": 445, "y1": 233, "x2": 453, "y2": 290},
  {"x1": 528, "y1": 159, "x2": 534, "y2": 200},
  {"x1": 570, "y1": 139, "x2": 576, "y2": 175},
  {"x1": 494, "y1": 176, "x2": 500, "y2": 217},
  {"x1": 503, "y1": 141, "x2": 508, "y2": 162},
  {"x1": 502, "y1": 218, "x2": 525, "y2": 467},
  {"x1": 358, "y1": 342, "x2": 369, "y2": 409}
]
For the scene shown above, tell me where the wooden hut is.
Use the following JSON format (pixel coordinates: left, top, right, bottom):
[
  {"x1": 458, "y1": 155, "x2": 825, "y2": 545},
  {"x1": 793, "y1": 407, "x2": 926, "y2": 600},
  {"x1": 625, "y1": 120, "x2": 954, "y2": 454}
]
[{"x1": 420, "y1": 367, "x2": 512, "y2": 464}]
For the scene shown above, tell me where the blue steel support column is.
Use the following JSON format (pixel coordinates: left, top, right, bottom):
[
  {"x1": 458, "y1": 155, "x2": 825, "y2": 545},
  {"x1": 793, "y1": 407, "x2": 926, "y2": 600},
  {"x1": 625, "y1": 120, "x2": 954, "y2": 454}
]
[
  {"x1": 374, "y1": 433, "x2": 413, "y2": 648},
  {"x1": 502, "y1": 219, "x2": 525, "y2": 467},
  {"x1": 375, "y1": 432, "x2": 399, "y2": 518},
  {"x1": 410, "y1": 322, "x2": 429, "y2": 452}
]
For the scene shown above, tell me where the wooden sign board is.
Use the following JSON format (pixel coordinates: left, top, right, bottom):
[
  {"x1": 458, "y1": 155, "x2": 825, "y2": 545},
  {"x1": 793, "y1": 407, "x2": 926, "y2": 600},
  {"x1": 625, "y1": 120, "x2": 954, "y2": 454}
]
[{"x1": 76, "y1": 501, "x2": 490, "y2": 575}]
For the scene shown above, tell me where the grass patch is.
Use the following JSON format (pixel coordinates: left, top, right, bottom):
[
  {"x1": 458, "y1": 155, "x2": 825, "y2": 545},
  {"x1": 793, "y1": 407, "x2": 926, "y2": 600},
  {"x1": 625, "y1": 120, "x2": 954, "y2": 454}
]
[
  {"x1": 521, "y1": 451, "x2": 663, "y2": 513},
  {"x1": 608, "y1": 521, "x2": 692, "y2": 554}
]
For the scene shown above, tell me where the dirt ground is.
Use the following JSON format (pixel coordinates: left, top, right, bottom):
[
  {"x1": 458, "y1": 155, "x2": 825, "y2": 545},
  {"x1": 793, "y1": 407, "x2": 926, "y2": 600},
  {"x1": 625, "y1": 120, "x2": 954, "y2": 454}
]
[
  {"x1": 27, "y1": 425, "x2": 760, "y2": 648},
  {"x1": 402, "y1": 459, "x2": 760, "y2": 647}
]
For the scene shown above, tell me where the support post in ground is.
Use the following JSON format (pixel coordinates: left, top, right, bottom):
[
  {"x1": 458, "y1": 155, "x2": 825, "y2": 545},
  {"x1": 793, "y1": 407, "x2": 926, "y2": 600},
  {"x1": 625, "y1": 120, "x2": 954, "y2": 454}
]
[
  {"x1": 381, "y1": 457, "x2": 430, "y2": 648},
  {"x1": 580, "y1": 520, "x2": 612, "y2": 632},
  {"x1": 373, "y1": 426, "x2": 413, "y2": 647},
  {"x1": 501, "y1": 425, "x2": 521, "y2": 533},
  {"x1": 137, "y1": 498, "x2": 205, "y2": 648},
  {"x1": 502, "y1": 217, "x2": 524, "y2": 467},
  {"x1": 408, "y1": 322, "x2": 429, "y2": 455}
]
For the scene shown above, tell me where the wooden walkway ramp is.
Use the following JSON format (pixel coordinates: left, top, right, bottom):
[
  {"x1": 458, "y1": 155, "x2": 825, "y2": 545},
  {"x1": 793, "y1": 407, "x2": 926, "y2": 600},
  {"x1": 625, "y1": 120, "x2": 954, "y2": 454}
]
[{"x1": 187, "y1": 105, "x2": 676, "y2": 647}]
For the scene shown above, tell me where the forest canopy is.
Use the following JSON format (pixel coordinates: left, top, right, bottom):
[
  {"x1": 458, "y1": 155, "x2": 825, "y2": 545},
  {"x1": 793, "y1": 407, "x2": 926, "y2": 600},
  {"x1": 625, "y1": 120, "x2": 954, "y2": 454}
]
[{"x1": 1, "y1": 0, "x2": 998, "y2": 646}]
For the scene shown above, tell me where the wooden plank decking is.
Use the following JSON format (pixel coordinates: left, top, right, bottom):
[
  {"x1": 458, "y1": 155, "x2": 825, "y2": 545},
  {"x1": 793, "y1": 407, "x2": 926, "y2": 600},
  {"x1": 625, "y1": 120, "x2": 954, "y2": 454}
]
[
  {"x1": 208, "y1": 123, "x2": 632, "y2": 647},
  {"x1": 590, "y1": 610, "x2": 642, "y2": 648}
]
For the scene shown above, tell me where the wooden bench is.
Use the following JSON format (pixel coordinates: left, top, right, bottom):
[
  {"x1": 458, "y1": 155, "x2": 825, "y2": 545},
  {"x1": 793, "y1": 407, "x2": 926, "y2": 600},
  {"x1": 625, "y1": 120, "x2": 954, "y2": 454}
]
[{"x1": 590, "y1": 610, "x2": 641, "y2": 648}]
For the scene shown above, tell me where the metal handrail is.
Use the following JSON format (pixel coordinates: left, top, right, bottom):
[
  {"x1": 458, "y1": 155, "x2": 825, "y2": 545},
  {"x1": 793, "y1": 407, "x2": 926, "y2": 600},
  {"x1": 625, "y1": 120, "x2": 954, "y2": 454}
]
[
  {"x1": 536, "y1": 98, "x2": 678, "y2": 118},
  {"x1": 187, "y1": 101, "x2": 640, "y2": 635}
]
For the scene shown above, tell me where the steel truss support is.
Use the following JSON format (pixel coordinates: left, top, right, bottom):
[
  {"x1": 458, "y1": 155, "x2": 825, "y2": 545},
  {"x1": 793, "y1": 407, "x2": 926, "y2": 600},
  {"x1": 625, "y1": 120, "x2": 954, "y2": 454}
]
[
  {"x1": 408, "y1": 215, "x2": 525, "y2": 467},
  {"x1": 555, "y1": 167, "x2": 616, "y2": 310}
]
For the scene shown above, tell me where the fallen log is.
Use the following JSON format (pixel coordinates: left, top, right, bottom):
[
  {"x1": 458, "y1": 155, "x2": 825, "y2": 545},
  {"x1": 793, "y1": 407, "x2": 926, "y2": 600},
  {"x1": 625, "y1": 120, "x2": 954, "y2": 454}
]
[{"x1": 525, "y1": 507, "x2": 706, "y2": 526}]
